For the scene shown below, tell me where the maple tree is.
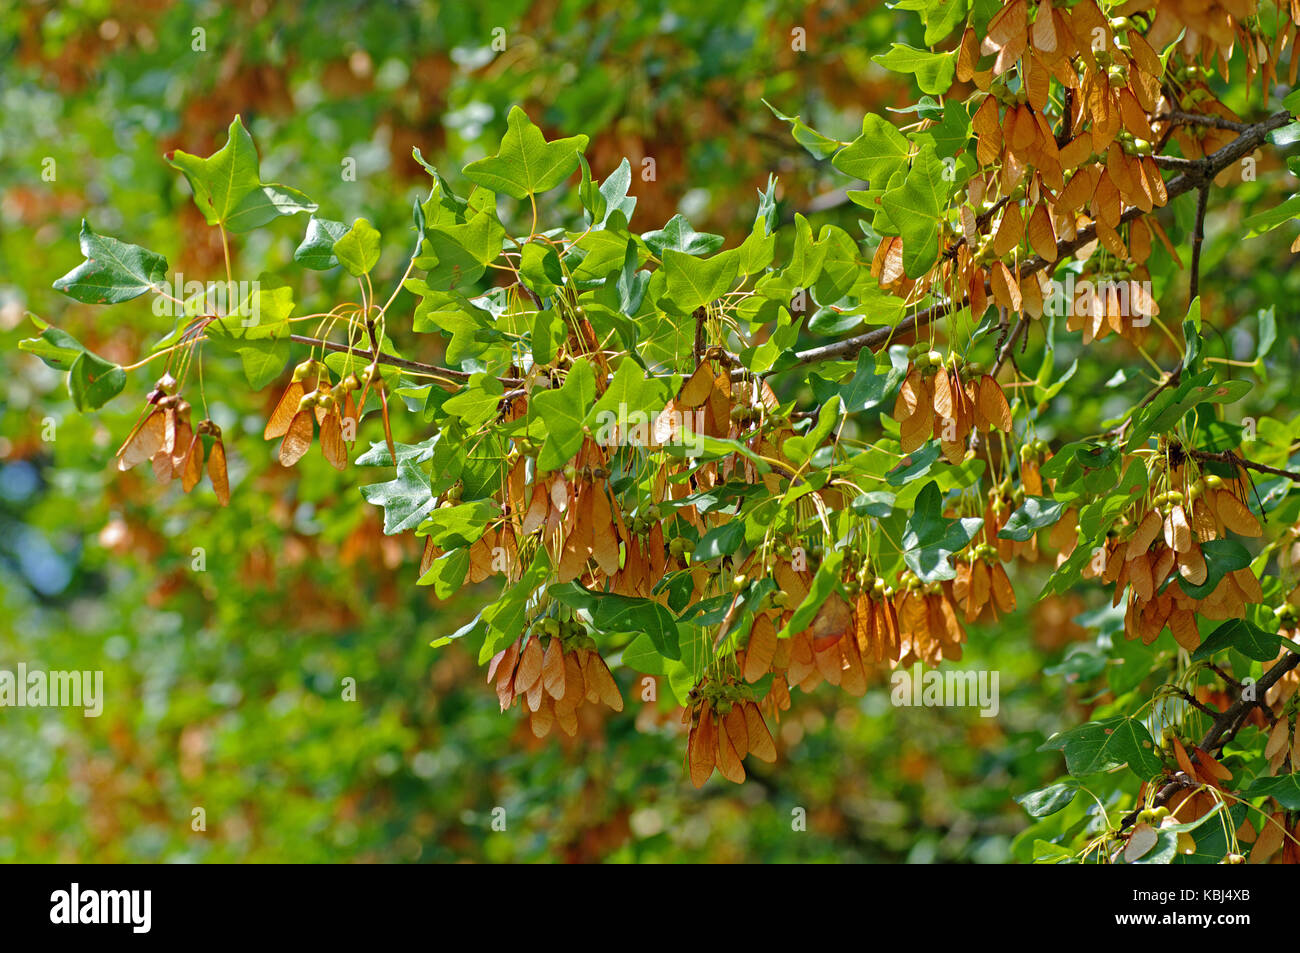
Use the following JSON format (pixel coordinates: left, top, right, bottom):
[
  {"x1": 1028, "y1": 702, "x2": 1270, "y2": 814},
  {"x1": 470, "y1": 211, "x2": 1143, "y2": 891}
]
[{"x1": 15, "y1": 0, "x2": 1300, "y2": 864}]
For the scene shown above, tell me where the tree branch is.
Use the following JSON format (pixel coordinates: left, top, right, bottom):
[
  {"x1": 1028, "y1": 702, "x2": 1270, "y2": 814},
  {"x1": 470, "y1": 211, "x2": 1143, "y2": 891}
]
[
  {"x1": 1186, "y1": 448, "x2": 1300, "y2": 483},
  {"x1": 1189, "y1": 184, "x2": 1210, "y2": 302},
  {"x1": 775, "y1": 111, "x2": 1293, "y2": 374},
  {"x1": 1121, "y1": 647, "x2": 1300, "y2": 829},
  {"x1": 288, "y1": 334, "x2": 524, "y2": 387}
]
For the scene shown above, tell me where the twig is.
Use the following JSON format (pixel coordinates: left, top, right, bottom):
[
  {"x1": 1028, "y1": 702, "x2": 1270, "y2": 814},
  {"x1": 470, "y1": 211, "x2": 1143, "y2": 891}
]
[
  {"x1": 288, "y1": 334, "x2": 524, "y2": 386},
  {"x1": 1120, "y1": 648, "x2": 1300, "y2": 829},
  {"x1": 1186, "y1": 448, "x2": 1300, "y2": 483},
  {"x1": 692, "y1": 305, "x2": 707, "y2": 366},
  {"x1": 1189, "y1": 184, "x2": 1210, "y2": 303},
  {"x1": 1199, "y1": 652, "x2": 1300, "y2": 753},
  {"x1": 1156, "y1": 110, "x2": 1252, "y2": 133},
  {"x1": 770, "y1": 111, "x2": 1293, "y2": 375},
  {"x1": 1174, "y1": 689, "x2": 1220, "y2": 720}
]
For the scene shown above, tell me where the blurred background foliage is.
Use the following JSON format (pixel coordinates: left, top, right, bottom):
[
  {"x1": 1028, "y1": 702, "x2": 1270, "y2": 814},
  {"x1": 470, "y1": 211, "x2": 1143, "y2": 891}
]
[{"x1": 0, "y1": 0, "x2": 1297, "y2": 862}]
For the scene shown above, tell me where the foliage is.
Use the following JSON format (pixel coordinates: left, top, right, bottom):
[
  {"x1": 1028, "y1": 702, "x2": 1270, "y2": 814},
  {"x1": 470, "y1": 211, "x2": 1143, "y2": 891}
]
[{"x1": 7, "y1": 0, "x2": 1300, "y2": 863}]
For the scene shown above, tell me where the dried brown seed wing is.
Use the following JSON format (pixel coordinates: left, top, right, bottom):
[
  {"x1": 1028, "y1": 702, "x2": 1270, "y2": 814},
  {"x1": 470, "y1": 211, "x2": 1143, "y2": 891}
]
[
  {"x1": 119, "y1": 410, "x2": 167, "y2": 470},
  {"x1": 207, "y1": 438, "x2": 231, "y2": 506},
  {"x1": 1216, "y1": 490, "x2": 1261, "y2": 537},
  {"x1": 993, "y1": 202, "x2": 1024, "y2": 257},
  {"x1": 1191, "y1": 745, "x2": 1232, "y2": 783},
  {"x1": 487, "y1": 640, "x2": 518, "y2": 684},
  {"x1": 1027, "y1": 203, "x2": 1058, "y2": 261},
  {"x1": 1169, "y1": 608, "x2": 1199, "y2": 651},
  {"x1": 744, "y1": 613, "x2": 777, "y2": 683},
  {"x1": 1172, "y1": 736, "x2": 1199, "y2": 782},
  {"x1": 264, "y1": 381, "x2": 305, "y2": 440},
  {"x1": 714, "y1": 714, "x2": 746, "y2": 783},
  {"x1": 991, "y1": 562, "x2": 1016, "y2": 612},
  {"x1": 320, "y1": 410, "x2": 347, "y2": 471},
  {"x1": 1178, "y1": 542, "x2": 1207, "y2": 586},
  {"x1": 530, "y1": 696, "x2": 554, "y2": 738},
  {"x1": 724, "y1": 704, "x2": 749, "y2": 759},
  {"x1": 279, "y1": 409, "x2": 314, "y2": 467},
  {"x1": 514, "y1": 637, "x2": 544, "y2": 694},
  {"x1": 932, "y1": 368, "x2": 954, "y2": 419},
  {"x1": 589, "y1": 482, "x2": 621, "y2": 575},
  {"x1": 589, "y1": 653, "x2": 623, "y2": 711},
  {"x1": 979, "y1": 376, "x2": 1013, "y2": 432},
  {"x1": 563, "y1": 651, "x2": 585, "y2": 702},
  {"x1": 1131, "y1": 509, "x2": 1162, "y2": 554},
  {"x1": 542, "y1": 637, "x2": 566, "y2": 699},
  {"x1": 677, "y1": 363, "x2": 714, "y2": 408},
  {"x1": 179, "y1": 433, "x2": 204, "y2": 493},
  {"x1": 692, "y1": 710, "x2": 718, "y2": 787},
  {"x1": 744, "y1": 702, "x2": 777, "y2": 762}
]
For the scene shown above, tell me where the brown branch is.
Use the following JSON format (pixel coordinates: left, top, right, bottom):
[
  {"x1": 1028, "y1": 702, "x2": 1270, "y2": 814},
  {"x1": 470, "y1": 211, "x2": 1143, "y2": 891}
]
[
  {"x1": 1189, "y1": 184, "x2": 1210, "y2": 303},
  {"x1": 1156, "y1": 110, "x2": 1252, "y2": 133},
  {"x1": 1121, "y1": 648, "x2": 1300, "y2": 829},
  {"x1": 287, "y1": 334, "x2": 524, "y2": 387},
  {"x1": 1186, "y1": 448, "x2": 1300, "y2": 483},
  {"x1": 692, "y1": 305, "x2": 707, "y2": 366},
  {"x1": 774, "y1": 111, "x2": 1292, "y2": 375},
  {"x1": 1199, "y1": 652, "x2": 1300, "y2": 753}
]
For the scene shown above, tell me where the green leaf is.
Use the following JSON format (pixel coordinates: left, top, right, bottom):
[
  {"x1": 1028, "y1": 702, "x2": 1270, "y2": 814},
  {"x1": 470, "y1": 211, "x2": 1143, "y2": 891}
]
[
  {"x1": 999, "y1": 497, "x2": 1066, "y2": 542},
  {"x1": 643, "y1": 213, "x2": 725, "y2": 257},
  {"x1": 901, "y1": 481, "x2": 982, "y2": 583},
  {"x1": 414, "y1": 211, "x2": 505, "y2": 292},
  {"x1": 549, "y1": 581, "x2": 680, "y2": 659},
  {"x1": 1016, "y1": 781, "x2": 1079, "y2": 818},
  {"x1": 167, "y1": 115, "x2": 316, "y2": 231},
  {"x1": 762, "y1": 99, "x2": 842, "y2": 159},
  {"x1": 694, "y1": 521, "x2": 746, "y2": 561},
  {"x1": 419, "y1": 499, "x2": 497, "y2": 549},
  {"x1": 662, "y1": 247, "x2": 738, "y2": 314},
  {"x1": 533, "y1": 356, "x2": 597, "y2": 472},
  {"x1": 832, "y1": 113, "x2": 911, "y2": 187},
  {"x1": 520, "y1": 241, "x2": 564, "y2": 298},
  {"x1": 360, "y1": 460, "x2": 436, "y2": 535},
  {"x1": 871, "y1": 44, "x2": 956, "y2": 95},
  {"x1": 1242, "y1": 773, "x2": 1300, "y2": 809},
  {"x1": 895, "y1": 0, "x2": 969, "y2": 45},
  {"x1": 417, "y1": 549, "x2": 470, "y2": 599},
  {"x1": 1191, "y1": 618, "x2": 1295, "y2": 663},
  {"x1": 462, "y1": 106, "x2": 589, "y2": 199},
  {"x1": 294, "y1": 217, "x2": 349, "y2": 270},
  {"x1": 850, "y1": 491, "x2": 895, "y2": 517},
  {"x1": 880, "y1": 143, "x2": 949, "y2": 278},
  {"x1": 782, "y1": 395, "x2": 841, "y2": 465},
  {"x1": 443, "y1": 373, "x2": 505, "y2": 430},
  {"x1": 333, "y1": 218, "x2": 382, "y2": 277},
  {"x1": 52, "y1": 221, "x2": 168, "y2": 304},
  {"x1": 67, "y1": 350, "x2": 126, "y2": 411},
  {"x1": 841, "y1": 345, "x2": 908, "y2": 413},
  {"x1": 19, "y1": 319, "x2": 90, "y2": 371},
  {"x1": 1060, "y1": 717, "x2": 1164, "y2": 779},
  {"x1": 620, "y1": 633, "x2": 669, "y2": 675},
  {"x1": 580, "y1": 157, "x2": 636, "y2": 229},
  {"x1": 586, "y1": 360, "x2": 672, "y2": 431}
]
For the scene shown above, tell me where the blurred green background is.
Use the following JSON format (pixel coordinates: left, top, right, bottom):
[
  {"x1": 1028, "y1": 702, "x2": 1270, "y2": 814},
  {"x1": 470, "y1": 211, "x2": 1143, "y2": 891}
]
[{"x1": 2, "y1": 0, "x2": 1296, "y2": 862}]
